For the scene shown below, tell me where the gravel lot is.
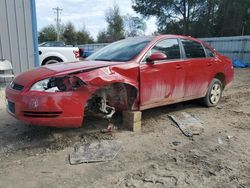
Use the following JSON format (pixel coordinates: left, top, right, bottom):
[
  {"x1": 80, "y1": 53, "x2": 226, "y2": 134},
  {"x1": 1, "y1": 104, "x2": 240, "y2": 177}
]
[{"x1": 0, "y1": 68, "x2": 249, "y2": 188}]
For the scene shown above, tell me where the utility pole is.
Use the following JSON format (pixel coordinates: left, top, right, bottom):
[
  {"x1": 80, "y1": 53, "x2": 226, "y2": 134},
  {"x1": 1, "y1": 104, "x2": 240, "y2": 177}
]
[{"x1": 53, "y1": 7, "x2": 63, "y2": 41}]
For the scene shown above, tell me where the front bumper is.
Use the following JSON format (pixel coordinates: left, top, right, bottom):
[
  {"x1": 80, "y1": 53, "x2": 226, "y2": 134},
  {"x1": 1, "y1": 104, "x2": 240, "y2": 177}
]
[{"x1": 5, "y1": 86, "x2": 91, "y2": 128}]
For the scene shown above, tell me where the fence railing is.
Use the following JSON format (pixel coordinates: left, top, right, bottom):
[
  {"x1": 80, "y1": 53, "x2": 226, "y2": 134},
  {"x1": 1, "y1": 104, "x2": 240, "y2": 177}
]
[
  {"x1": 77, "y1": 43, "x2": 109, "y2": 52},
  {"x1": 200, "y1": 35, "x2": 250, "y2": 63}
]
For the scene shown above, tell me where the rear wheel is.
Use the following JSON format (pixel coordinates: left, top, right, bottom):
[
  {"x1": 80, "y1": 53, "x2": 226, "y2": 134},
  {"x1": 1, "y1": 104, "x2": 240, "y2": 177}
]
[{"x1": 203, "y1": 78, "x2": 223, "y2": 107}]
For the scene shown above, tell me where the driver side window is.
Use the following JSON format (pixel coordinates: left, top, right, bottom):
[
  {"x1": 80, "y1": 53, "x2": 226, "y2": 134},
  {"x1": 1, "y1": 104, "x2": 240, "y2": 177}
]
[{"x1": 143, "y1": 38, "x2": 181, "y2": 62}]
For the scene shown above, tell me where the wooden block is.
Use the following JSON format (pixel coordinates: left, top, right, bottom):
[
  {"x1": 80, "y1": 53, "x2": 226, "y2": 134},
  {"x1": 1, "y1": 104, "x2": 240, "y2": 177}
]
[
  {"x1": 123, "y1": 110, "x2": 142, "y2": 123},
  {"x1": 132, "y1": 121, "x2": 141, "y2": 132},
  {"x1": 123, "y1": 120, "x2": 141, "y2": 132}
]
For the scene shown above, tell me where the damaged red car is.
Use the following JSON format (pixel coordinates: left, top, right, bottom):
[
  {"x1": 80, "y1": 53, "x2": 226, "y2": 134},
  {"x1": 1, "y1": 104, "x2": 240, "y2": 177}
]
[{"x1": 5, "y1": 35, "x2": 234, "y2": 128}]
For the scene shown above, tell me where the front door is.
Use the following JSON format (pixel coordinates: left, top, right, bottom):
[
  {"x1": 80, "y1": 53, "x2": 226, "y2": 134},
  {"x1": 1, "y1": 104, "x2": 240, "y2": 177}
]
[{"x1": 139, "y1": 38, "x2": 185, "y2": 110}]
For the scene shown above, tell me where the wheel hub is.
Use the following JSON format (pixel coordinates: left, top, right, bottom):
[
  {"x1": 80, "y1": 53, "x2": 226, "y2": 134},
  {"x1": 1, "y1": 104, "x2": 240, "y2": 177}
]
[{"x1": 210, "y1": 83, "x2": 221, "y2": 104}]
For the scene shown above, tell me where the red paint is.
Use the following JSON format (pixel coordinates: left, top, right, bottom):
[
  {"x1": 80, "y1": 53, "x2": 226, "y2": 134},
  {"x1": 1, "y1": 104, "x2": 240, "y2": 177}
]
[{"x1": 5, "y1": 35, "x2": 234, "y2": 128}]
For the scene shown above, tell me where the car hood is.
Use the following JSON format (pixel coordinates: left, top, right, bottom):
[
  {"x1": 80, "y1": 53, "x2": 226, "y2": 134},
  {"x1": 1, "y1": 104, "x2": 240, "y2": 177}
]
[
  {"x1": 13, "y1": 60, "x2": 125, "y2": 87},
  {"x1": 44, "y1": 60, "x2": 125, "y2": 73}
]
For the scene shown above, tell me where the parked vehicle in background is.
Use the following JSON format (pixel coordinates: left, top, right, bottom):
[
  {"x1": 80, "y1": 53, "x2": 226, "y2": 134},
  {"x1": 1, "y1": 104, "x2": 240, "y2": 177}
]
[
  {"x1": 38, "y1": 46, "x2": 80, "y2": 65},
  {"x1": 77, "y1": 43, "x2": 108, "y2": 58},
  {"x1": 5, "y1": 35, "x2": 234, "y2": 128},
  {"x1": 39, "y1": 41, "x2": 66, "y2": 47}
]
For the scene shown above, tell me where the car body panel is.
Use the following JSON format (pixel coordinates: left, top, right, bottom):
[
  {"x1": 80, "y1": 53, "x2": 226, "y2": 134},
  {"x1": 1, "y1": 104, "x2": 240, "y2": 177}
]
[
  {"x1": 140, "y1": 59, "x2": 185, "y2": 109},
  {"x1": 6, "y1": 86, "x2": 88, "y2": 127},
  {"x1": 182, "y1": 58, "x2": 211, "y2": 98},
  {"x1": 5, "y1": 35, "x2": 234, "y2": 128},
  {"x1": 13, "y1": 67, "x2": 56, "y2": 88}
]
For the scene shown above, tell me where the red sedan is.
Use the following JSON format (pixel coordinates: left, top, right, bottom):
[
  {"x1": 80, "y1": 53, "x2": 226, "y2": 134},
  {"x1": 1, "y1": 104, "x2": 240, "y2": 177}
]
[{"x1": 5, "y1": 35, "x2": 234, "y2": 128}]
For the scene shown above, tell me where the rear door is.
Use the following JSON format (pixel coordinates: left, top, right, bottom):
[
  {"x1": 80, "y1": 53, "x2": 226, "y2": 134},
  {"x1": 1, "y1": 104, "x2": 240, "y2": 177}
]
[
  {"x1": 180, "y1": 39, "x2": 211, "y2": 98},
  {"x1": 139, "y1": 38, "x2": 185, "y2": 110}
]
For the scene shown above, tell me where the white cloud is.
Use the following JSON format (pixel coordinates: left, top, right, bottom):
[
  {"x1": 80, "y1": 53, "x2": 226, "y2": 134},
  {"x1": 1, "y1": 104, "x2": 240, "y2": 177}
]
[{"x1": 35, "y1": 0, "x2": 157, "y2": 40}]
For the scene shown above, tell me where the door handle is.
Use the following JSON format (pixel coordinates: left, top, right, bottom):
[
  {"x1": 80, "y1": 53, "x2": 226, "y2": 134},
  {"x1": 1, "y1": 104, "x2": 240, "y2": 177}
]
[{"x1": 176, "y1": 64, "x2": 182, "y2": 70}]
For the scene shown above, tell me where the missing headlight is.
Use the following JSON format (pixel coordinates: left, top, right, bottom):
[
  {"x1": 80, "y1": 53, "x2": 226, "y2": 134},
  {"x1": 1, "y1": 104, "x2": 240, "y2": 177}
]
[
  {"x1": 30, "y1": 76, "x2": 86, "y2": 92},
  {"x1": 47, "y1": 76, "x2": 85, "y2": 92}
]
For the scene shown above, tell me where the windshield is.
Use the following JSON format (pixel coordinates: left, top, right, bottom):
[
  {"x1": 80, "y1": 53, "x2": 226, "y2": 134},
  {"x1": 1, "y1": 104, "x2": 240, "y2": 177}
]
[{"x1": 86, "y1": 37, "x2": 152, "y2": 62}]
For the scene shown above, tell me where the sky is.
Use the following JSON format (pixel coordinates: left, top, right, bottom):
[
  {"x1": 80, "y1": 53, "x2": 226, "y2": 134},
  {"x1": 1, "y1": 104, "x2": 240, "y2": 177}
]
[{"x1": 35, "y1": 0, "x2": 157, "y2": 40}]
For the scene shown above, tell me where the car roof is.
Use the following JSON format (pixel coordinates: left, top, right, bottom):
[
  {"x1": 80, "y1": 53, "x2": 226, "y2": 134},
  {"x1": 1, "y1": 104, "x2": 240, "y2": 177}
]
[
  {"x1": 152, "y1": 34, "x2": 214, "y2": 50},
  {"x1": 126, "y1": 34, "x2": 205, "y2": 44}
]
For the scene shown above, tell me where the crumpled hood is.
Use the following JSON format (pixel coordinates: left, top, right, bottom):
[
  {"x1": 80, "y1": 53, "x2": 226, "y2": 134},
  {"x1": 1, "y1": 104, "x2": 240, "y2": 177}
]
[
  {"x1": 13, "y1": 60, "x2": 125, "y2": 87},
  {"x1": 44, "y1": 60, "x2": 125, "y2": 73},
  {"x1": 13, "y1": 67, "x2": 55, "y2": 87}
]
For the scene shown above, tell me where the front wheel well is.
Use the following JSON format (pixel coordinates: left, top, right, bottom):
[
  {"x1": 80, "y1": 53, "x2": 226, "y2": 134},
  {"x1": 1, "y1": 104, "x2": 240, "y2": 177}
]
[
  {"x1": 85, "y1": 83, "x2": 138, "y2": 114},
  {"x1": 214, "y1": 73, "x2": 225, "y2": 88}
]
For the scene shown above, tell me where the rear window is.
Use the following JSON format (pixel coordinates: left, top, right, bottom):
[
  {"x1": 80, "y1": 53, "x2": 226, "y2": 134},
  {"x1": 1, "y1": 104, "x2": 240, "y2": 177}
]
[
  {"x1": 181, "y1": 39, "x2": 206, "y2": 58},
  {"x1": 205, "y1": 46, "x2": 215, "y2": 57}
]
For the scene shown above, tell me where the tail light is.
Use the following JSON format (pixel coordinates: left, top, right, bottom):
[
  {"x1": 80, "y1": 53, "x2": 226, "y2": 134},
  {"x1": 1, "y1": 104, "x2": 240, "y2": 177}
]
[
  {"x1": 79, "y1": 48, "x2": 84, "y2": 57},
  {"x1": 73, "y1": 48, "x2": 84, "y2": 58},
  {"x1": 73, "y1": 50, "x2": 79, "y2": 58}
]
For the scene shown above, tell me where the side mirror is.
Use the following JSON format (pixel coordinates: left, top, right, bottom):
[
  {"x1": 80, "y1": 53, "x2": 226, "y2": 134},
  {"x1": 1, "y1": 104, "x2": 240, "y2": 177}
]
[{"x1": 146, "y1": 52, "x2": 167, "y2": 64}]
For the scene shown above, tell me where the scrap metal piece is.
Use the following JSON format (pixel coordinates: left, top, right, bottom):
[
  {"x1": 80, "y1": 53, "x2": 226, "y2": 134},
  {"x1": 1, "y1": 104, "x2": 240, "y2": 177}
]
[
  {"x1": 103, "y1": 105, "x2": 115, "y2": 119},
  {"x1": 99, "y1": 90, "x2": 109, "y2": 114},
  {"x1": 172, "y1": 141, "x2": 181, "y2": 146},
  {"x1": 168, "y1": 112, "x2": 204, "y2": 137},
  {"x1": 98, "y1": 90, "x2": 116, "y2": 119},
  {"x1": 69, "y1": 140, "x2": 122, "y2": 165},
  {"x1": 101, "y1": 122, "x2": 114, "y2": 133}
]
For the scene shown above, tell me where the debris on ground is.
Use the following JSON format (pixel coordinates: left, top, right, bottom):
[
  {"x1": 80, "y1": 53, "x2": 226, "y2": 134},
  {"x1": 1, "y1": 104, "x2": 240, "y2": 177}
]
[
  {"x1": 217, "y1": 137, "x2": 224, "y2": 144},
  {"x1": 101, "y1": 122, "x2": 116, "y2": 133},
  {"x1": 216, "y1": 105, "x2": 223, "y2": 109},
  {"x1": 172, "y1": 141, "x2": 181, "y2": 146},
  {"x1": 69, "y1": 140, "x2": 122, "y2": 165},
  {"x1": 168, "y1": 112, "x2": 204, "y2": 137},
  {"x1": 227, "y1": 135, "x2": 234, "y2": 140}
]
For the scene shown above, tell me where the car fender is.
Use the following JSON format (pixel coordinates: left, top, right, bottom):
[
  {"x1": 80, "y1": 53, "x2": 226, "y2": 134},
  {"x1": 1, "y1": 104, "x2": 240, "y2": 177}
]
[
  {"x1": 75, "y1": 64, "x2": 139, "y2": 109},
  {"x1": 77, "y1": 64, "x2": 139, "y2": 90}
]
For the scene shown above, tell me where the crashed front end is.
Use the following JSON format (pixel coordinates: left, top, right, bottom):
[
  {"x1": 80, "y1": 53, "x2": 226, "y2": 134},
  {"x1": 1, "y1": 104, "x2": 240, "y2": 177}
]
[
  {"x1": 6, "y1": 73, "x2": 90, "y2": 128},
  {"x1": 5, "y1": 63, "x2": 139, "y2": 128}
]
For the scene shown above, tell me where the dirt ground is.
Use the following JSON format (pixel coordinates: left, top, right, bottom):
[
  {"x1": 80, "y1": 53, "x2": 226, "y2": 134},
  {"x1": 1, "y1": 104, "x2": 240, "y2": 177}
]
[{"x1": 0, "y1": 68, "x2": 249, "y2": 188}]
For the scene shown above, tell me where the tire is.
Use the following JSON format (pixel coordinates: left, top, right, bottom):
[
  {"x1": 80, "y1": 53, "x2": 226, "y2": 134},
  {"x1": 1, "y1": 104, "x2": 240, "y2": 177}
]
[
  {"x1": 202, "y1": 78, "x2": 223, "y2": 107},
  {"x1": 42, "y1": 57, "x2": 62, "y2": 65}
]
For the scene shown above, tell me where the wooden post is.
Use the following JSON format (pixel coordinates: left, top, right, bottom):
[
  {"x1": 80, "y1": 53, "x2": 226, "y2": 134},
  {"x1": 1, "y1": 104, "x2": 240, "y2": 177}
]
[{"x1": 123, "y1": 111, "x2": 142, "y2": 132}]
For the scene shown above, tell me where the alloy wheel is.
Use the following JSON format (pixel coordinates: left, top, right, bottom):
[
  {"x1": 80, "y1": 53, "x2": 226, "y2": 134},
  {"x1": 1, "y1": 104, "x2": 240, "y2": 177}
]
[{"x1": 210, "y1": 83, "x2": 221, "y2": 104}]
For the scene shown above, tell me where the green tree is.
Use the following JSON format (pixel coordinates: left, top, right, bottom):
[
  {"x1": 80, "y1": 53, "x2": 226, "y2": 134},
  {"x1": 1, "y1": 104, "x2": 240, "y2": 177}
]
[
  {"x1": 76, "y1": 26, "x2": 94, "y2": 44},
  {"x1": 214, "y1": 0, "x2": 250, "y2": 36},
  {"x1": 105, "y1": 5, "x2": 125, "y2": 42},
  {"x1": 38, "y1": 25, "x2": 57, "y2": 43},
  {"x1": 133, "y1": 0, "x2": 250, "y2": 37},
  {"x1": 123, "y1": 14, "x2": 146, "y2": 37},
  {"x1": 133, "y1": 0, "x2": 205, "y2": 35},
  {"x1": 62, "y1": 22, "x2": 77, "y2": 45},
  {"x1": 189, "y1": 0, "x2": 219, "y2": 37},
  {"x1": 97, "y1": 30, "x2": 109, "y2": 43}
]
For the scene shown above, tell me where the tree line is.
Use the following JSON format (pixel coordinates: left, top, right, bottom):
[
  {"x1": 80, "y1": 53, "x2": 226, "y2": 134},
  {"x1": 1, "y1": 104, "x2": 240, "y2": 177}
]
[
  {"x1": 38, "y1": 0, "x2": 250, "y2": 45},
  {"x1": 133, "y1": 0, "x2": 250, "y2": 37},
  {"x1": 38, "y1": 5, "x2": 146, "y2": 45}
]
